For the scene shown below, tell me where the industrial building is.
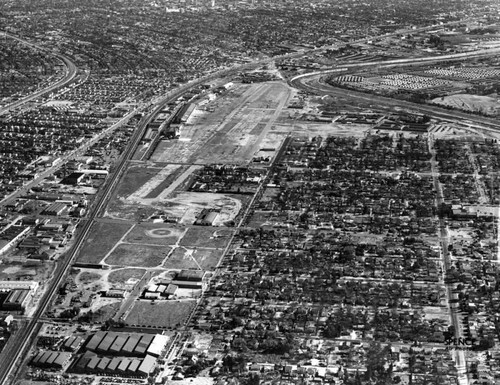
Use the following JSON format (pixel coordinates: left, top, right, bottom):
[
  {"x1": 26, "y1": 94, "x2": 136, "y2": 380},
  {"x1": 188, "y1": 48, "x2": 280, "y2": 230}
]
[
  {"x1": 63, "y1": 336, "x2": 85, "y2": 352},
  {"x1": 0, "y1": 281, "x2": 39, "y2": 312},
  {"x1": 71, "y1": 351, "x2": 157, "y2": 377},
  {"x1": 1, "y1": 289, "x2": 32, "y2": 311},
  {"x1": 31, "y1": 351, "x2": 72, "y2": 370},
  {"x1": 84, "y1": 331, "x2": 168, "y2": 357}
]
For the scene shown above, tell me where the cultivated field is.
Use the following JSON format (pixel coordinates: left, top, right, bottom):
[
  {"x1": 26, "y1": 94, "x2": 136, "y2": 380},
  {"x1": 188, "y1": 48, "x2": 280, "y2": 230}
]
[
  {"x1": 124, "y1": 300, "x2": 197, "y2": 328},
  {"x1": 104, "y1": 244, "x2": 170, "y2": 267},
  {"x1": 77, "y1": 221, "x2": 133, "y2": 264}
]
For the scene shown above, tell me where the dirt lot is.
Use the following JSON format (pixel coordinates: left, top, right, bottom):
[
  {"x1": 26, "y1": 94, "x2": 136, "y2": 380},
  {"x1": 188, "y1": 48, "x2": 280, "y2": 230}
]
[
  {"x1": 124, "y1": 300, "x2": 196, "y2": 328},
  {"x1": 104, "y1": 243, "x2": 171, "y2": 267},
  {"x1": 76, "y1": 220, "x2": 133, "y2": 264},
  {"x1": 431, "y1": 94, "x2": 500, "y2": 116},
  {"x1": 0, "y1": 261, "x2": 52, "y2": 282}
]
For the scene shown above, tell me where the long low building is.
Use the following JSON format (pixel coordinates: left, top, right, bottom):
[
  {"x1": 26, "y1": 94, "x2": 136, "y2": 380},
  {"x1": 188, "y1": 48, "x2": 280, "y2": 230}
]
[
  {"x1": 85, "y1": 332, "x2": 168, "y2": 357},
  {"x1": 31, "y1": 351, "x2": 72, "y2": 370},
  {"x1": 71, "y1": 352, "x2": 157, "y2": 377},
  {"x1": 2, "y1": 289, "x2": 32, "y2": 311}
]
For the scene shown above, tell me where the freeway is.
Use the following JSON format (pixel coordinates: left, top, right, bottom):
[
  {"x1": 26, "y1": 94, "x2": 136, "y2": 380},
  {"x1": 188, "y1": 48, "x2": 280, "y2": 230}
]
[
  {"x1": 0, "y1": 32, "x2": 78, "y2": 115},
  {"x1": 0, "y1": 88, "x2": 153, "y2": 385},
  {"x1": 0, "y1": 42, "x2": 306, "y2": 385},
  {"x1": 290, "y1": 49, "x2": 500, "y2": 134},
  {"x1": 290, "y1": 48, "x2": 493, "y2": 385},
  {"x1": 0, "y1": 18, "x2": 483, "y2": 384}
]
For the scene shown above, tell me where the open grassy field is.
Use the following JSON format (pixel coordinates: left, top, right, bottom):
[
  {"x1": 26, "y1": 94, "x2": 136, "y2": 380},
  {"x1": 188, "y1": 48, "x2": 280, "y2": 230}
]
[
  {"x1": 180, "y1": 227, "x2": 233, "y2": 249},
  {"x1": 163, "y1": 247, "x2": 200, "y2": 270},
  {"x1": 114, "y1": 165, "x2": 160, "y2": 198},
  {"x1": 105, "y1": 165, "x2": 163, "y2": 221},
  {"x1": 192, "y1": 248, "x2": 225, "y2": 270},
  {"x1": 108, "y1": 268, "x2": 146, "y2": 285},
  {"x1": 145, "y1": 165, "x2": 189, "y2": 199},
  {"x1": 104, "y1": 244, "x2": 170, "y2": 267},
  {"x1": 124, "y1": 300, "x2": 197, "y2": 328},
  {"x1": 76, "y1": 221, "x2": 132, "y2": 264},
  {"x1": 125, "y1": 223, "x2": 186, "y2": 246},
  {"x1": 77, "y1": 271, "x2": 103, "y2": 285},
  {"x1": 92, "y1": 301, "x2": 121, "y2": 322}
]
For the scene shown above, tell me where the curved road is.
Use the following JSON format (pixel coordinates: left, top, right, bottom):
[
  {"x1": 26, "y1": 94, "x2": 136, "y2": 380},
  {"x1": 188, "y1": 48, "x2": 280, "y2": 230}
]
[
  {"x1": 290, "y1": 48, "x2": 500, "y2": 133},
  {"x1": 0, "y1": 31, "x2": 78, "y2": 115},
  {"x1": 0, "y1": 18, "x2": 484, "y2": 385}
]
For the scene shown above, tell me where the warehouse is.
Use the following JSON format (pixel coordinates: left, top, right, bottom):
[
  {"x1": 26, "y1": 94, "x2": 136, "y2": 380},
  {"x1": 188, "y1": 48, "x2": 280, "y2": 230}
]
[
  {"x1": 31, "y1": 351, "x2": 72, "y2": 370},
  {"x1": 1, "y1": 289, "x2": 32, "y2": 311},
  {"x1": 128, "y1": 359, "x2": 141, "y2": 374},
  {"x1": 117, "y1": 358, "x2": 131, "y2": 373},
  {"x1": 137, "y1": 355, "x2": 156, "y2": 376},
  {"x1": 85, "y1": 331, "x2": 106, "y2": 351},
  {"x1": 83, "y1": 331, "x2": 162, "y2": 357},
  {"x1": 109, "y1": 335, "x2": 128, "y2": 353},
  {"x1": 107, "y1": 357, "x2": 122, "y2": 372},
  {"x1": 122, "y1": 335, "x2": 140, "y2": 354},
  {"x1": 63, "y1": 336, "x2": 85, "y2": 352},
  {"x1": 42, "y1": 202, "x2": 68, "y2": 216},
  {"x1": 146, "y1": 334, "x2": 169, "y2": 357},
  {"x1": 96, "y1": 333, "x2": 117, "y2": 353}
]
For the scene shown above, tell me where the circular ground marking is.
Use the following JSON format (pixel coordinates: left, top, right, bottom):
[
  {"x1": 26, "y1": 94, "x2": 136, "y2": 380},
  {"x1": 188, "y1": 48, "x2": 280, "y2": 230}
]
[{"x1": 146, "y1": 228, "x2": 173, "y2": 238}]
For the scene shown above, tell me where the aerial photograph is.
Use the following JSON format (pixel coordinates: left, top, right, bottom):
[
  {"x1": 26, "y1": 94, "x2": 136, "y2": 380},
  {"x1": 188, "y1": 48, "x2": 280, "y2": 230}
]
[{"x1": 1, "y1": 0, "x2": 500, "y2": 384}]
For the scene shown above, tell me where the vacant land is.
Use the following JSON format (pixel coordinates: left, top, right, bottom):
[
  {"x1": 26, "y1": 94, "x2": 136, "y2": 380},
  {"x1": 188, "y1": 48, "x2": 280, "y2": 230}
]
[
  {"x1": 145, "y1": 165, "x2": 189, "y2": 199},
  {"x1": 124, "y1": 300, "x2": 196, "y2": 328},
  {"x1": 0, "y1": 261, "x2": 51, "y2": 282},
  {"x1": 106, "y1": 165, "x2": 162, "y2": 221},
  {"x1": 192, "y1": 248, "x2": 225, "y2": 270},
  {"x1": 115, "y1": 165, "x2": 160, "y2": 198},
  {"x1": 431, "y1": 94, "x2": 500, "y2": 115},
  {"x1": 108, "y1": 268, "x2": 146, "y2": 285},
  {"x1": 163, "y1": 247, "x2": 201, "y2": 270},
  {"x1": 104, "y1": 244, "x2": 171, "y2": 267},
  {"x1": 180, "y1": 227, "x2": 233, "y2": 249},
  {"x1": 164, "y1": 245, "x2": 225, "y2": 270},
  {"x1": 152, "y1": 82, "x2": 292, "y2": 165},
  {"x1": 77, "y1": 271, "x2": 102, "y2": 285},
  {"x1": 91, "y1": 301, "x2": 122, "y2": 322},
  {"x1": 125, "y1": 223, "x2": 186, "y2": 246},
  {"x1": 77, "y1": 221, "x2": 132, "y2": 264}
]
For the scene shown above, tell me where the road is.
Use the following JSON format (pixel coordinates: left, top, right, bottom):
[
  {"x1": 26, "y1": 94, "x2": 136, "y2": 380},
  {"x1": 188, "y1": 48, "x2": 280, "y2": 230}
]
[
  {"x1": 0, "y1": 31, "x2": 78, "y2": 116},
  {"x1": 292, "y1": 50, "x2": 489, "y2": 385},
  {"x1": 0, "y1": 39, "x2": 314, "y2": 385},
  {"x1": 0, "y1": 18, "x2": 484, "y2": 384},
  {"x1": 290, "y1": 49, "x2": 500, "y2": 136}
]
